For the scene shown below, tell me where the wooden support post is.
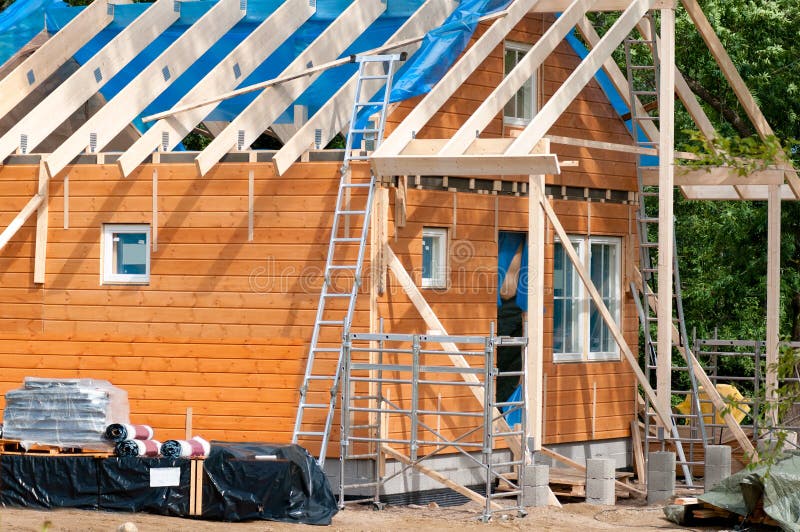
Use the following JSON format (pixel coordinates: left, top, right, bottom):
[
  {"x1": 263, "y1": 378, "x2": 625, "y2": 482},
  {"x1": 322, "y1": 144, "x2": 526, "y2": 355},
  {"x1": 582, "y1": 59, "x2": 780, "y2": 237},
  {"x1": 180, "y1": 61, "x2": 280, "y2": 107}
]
[
  {"x1": 630, "y1": 420, "x2": 645, "y2": 483},
  {"x1": 766, "y1": 184, "x2": 780, "y2": 425},
  {"x1": 656, "y1": 6, "x2": 676, "y2": 418},
  {"x1": 33, "y1": 162, "x2": 48, "y2": 284},
  {"x1": 185, "y1": 407, "x2": 193, "y2": 440},
  {"x1": 0, "y1": 195, "x2": 45, "y2": 253},
  {"x1": 527, "y1": 150, "x2": 546, "y2": 451}
]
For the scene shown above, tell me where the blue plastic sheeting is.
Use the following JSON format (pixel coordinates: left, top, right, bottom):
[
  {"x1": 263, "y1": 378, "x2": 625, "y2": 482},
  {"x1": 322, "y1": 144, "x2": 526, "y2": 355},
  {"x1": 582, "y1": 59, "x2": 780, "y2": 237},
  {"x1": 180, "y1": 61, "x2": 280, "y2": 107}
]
[
  {"x1": 353, "y1": 0, "x2": 510, "y2": 133},
  {"x1": 497, "y1": 231, "x2": 528, "y2": 311},
  {"x1": 563, "y1": 24, "x2": 658, "y2": 166},
  {"x1": 502, "y1": 384, "x2": 522, "y2": 426},
  {"x1": 0, "y1": 0, "x2": 68, "y2": 66}
]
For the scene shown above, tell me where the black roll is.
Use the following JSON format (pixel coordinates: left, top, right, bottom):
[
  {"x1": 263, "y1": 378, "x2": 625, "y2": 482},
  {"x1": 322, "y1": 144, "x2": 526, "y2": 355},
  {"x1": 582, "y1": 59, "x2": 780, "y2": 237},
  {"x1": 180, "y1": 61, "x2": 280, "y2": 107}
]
[
  {"x1": 160, "y1": 440, "x2": 182, "y2": 458},
  {"x1": 104, "y1": 423, "x2": 128, "y2": 442},
  {"x1": 115, "y1": 439, "x2": 139, "y2": 457}
]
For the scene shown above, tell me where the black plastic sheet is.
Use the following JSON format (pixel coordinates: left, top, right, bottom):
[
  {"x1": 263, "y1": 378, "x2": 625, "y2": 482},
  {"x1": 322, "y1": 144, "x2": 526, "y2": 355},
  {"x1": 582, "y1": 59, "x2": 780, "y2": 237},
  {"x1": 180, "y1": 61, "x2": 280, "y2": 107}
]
[
  {"x1": 0, "y1": 455, "x2": 99, "y2": 510},
  {"x1": 100, "y1": 457, "x2": 190, "y2": 516},
  {"x1": 202, "y1": 442, "x2": 338, "y2": 525}
]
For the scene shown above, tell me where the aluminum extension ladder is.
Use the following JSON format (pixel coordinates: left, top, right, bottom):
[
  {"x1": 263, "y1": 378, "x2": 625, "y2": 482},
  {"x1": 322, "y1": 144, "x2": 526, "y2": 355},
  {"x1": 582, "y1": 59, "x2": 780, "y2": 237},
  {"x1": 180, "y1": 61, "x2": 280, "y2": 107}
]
[
  {"x1": 624, "y1": 14, "x2": 708, "y2": 487},
  {"x1": 292, "y1": 54, "x2": 404, "y2": 466}
]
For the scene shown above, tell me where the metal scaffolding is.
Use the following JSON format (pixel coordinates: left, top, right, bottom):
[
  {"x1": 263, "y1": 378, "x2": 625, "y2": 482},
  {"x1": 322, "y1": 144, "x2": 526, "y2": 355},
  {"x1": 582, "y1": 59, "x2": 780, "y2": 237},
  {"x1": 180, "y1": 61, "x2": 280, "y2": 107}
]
[{"x1": 338, "y1": 328, "x2": 528, "y2": 521}]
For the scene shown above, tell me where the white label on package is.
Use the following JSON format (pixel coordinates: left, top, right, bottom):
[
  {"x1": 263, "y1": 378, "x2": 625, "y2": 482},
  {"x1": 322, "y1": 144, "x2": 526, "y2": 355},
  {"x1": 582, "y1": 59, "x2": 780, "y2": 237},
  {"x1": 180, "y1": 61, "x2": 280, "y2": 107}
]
[{"x1": 149, "y1": 467, "x2": 181, "y2": 487}]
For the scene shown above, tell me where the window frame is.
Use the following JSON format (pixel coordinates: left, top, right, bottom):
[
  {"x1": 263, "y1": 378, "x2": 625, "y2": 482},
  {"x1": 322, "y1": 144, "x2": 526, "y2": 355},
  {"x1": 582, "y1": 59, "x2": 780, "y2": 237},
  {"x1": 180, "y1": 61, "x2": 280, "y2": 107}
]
[
  {"x1": 503, "y1": 40, "x2": 537, "y2": 126},
  {"x1": 101, "y1": 223, "x2": 151, "y2": 285},
  {"x1": 421, "y1": 227, "x2": 448, "y2": 289},
  {"x1": 552, "y1": 235, "x2": 622, "y2": 363}
]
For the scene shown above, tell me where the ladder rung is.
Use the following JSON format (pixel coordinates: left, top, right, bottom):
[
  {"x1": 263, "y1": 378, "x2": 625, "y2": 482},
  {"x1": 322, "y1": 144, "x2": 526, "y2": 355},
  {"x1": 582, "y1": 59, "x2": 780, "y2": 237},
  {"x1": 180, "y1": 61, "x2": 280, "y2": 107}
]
[
  {"x1": 323, "y1": 292, "x2": 351, "y2": 298},
  {"x1": 332, "y1": 237, "x2": 361, "y2": 243},
  {"x1": 337, "y1": 210, "x2": 368, "y2": 216},
  {"x1": 640, "y1": 217, "x2": 659, "y2": 223},
  {"x1": 306, "y1": 375, "x2": 335, "y2": 380},
  {"x1": 318, "y1": 320, "x2": 345, "y2": 326},
  {"x1": 295, "y1": 431, "x2": 326, "y2": 437},
  {"x1": 311, "y1": 347, "x2": 340, "y2": 353},
  {"x1": 301, "y1": 403, "x2": 330, "y2": 409},
  {"x1": 349, "y1": 128, "x2": 380, "y2": 134},
  {"x1": 630, "y1": 65, "x2": 657, "y2": 70},
  {"x1": 342, "y1": 183, "x2": 372, "y2": 189},
  {"x1": 633, "y1": 90, "x2": 658, "y2": 96},
  {"x1": 328, "y1": 265, "x2": 358, "y2": 270}
]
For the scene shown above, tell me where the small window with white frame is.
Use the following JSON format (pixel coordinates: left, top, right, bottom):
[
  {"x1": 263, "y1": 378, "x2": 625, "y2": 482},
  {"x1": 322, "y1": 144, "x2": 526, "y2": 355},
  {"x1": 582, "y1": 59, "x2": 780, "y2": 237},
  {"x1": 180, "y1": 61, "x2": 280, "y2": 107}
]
[
  {"x1": 421, "y1": 227, "x2": 447, "y2": 289},
  {"x1": 102, "y1": 224, "x2": 150, "y2": 284},
  {"x1": 503, "y1": 41, "x2": 536, "y2": 125},
  {"x1": 552, "y1": 235, "x2": 621, "y2": 362}
]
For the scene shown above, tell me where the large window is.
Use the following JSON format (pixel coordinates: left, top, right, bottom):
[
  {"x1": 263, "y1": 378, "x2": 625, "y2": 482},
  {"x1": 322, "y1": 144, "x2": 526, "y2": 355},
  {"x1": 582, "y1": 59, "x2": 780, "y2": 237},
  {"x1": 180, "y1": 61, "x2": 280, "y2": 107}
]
[
  {"x1": 553, "y1": 236, "x2": 621, "y2": 362},
  {"x1": 503, "y1": 41, "x2": 536, "y2": 125},
  {"x1": 102, "y1": 224, "x2": 150, "y2": 284},
  {"x1": 422, "y1": 227, "x2": 447, "y2": 288}
]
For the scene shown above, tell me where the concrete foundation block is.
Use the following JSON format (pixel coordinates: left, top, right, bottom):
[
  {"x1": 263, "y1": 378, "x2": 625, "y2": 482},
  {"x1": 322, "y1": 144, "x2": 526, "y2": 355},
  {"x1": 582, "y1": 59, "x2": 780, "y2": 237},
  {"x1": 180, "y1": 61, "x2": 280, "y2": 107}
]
[
  {"x1": 523, "y1": 485, "x2": 551, "y2": 508},
  {"x1": 647, "y1": 451, "x2": 675, "y2": 505},
  {"x1": 704, "y1": 445, "x2": 731, "y2": 491},
  {"x1": 586, "y1": 479, "x2": 615, "y2": 505},
  {"x1": 586, "y1": 458, "x2": 615, "y2": 480},
  {"x1": 522, "y1": 464, "x2": 549, "y2": 487},
  {"x1": 648, "y1": 451, "x2": 676, "y2": 472}
]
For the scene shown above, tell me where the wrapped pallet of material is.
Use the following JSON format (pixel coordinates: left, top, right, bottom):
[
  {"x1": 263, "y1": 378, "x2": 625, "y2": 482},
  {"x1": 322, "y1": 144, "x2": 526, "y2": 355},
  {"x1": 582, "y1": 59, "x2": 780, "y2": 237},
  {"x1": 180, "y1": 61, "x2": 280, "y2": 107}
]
[{"x1": 2, "y1": 377, "x2": 130, "y2": 449}]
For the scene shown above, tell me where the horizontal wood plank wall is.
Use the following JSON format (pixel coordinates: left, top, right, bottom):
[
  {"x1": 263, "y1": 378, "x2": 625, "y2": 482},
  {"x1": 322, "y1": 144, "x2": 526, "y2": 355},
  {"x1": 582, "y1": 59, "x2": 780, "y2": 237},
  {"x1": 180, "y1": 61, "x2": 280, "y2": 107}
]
[
  {"x1": 385, "y1": 14, "x2": 638, "y2": 192},
  {"x1": 384, "y1": 189, "x2": 638, "y2": 447},
  {"x1": 0, "y1": 333, "x2": 306, "y2": 442}
]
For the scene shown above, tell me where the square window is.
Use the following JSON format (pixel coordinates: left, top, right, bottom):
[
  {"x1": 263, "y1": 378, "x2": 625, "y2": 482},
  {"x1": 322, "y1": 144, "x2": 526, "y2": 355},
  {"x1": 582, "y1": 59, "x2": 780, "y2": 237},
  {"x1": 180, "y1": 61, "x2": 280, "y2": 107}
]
[
  {"x1": 503, "y1": 41, "x2": 537, "y2": 126},
  {"x1": 102, "y1": 224, "x2": 150, "y2": 284},
  {"x1": 422, "y1": 227, "x2": 447, "y2": 289}
]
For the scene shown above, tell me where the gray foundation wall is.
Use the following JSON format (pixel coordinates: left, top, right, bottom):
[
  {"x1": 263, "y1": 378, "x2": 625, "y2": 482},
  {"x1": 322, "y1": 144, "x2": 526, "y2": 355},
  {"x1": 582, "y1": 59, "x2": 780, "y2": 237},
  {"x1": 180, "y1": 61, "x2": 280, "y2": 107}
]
[{"x1": 326, "y1": 437, "x2": 631, "y2": 496}]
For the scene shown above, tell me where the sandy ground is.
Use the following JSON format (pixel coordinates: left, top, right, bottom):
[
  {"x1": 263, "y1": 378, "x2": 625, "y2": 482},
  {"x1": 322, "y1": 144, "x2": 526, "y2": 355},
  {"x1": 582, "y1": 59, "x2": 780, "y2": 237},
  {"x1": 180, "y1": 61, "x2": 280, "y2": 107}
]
[{"x1": 0, "y1": 500, "x2": 711, "y2": 532}]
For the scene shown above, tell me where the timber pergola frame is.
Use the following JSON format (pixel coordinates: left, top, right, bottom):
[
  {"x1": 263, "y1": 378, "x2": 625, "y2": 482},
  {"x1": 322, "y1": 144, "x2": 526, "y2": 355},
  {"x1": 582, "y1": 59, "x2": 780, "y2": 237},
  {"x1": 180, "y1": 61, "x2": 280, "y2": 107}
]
[{"x1": 2, "y1": 0, "x2": 798, "y2": 471}]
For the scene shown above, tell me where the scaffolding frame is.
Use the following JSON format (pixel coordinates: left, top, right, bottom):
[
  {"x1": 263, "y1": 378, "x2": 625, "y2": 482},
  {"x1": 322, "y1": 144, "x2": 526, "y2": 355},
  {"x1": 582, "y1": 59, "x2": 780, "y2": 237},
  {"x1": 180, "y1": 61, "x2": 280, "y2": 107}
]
[{"x1": 339, "y1": 328, "x2": 528, "y2": 522}]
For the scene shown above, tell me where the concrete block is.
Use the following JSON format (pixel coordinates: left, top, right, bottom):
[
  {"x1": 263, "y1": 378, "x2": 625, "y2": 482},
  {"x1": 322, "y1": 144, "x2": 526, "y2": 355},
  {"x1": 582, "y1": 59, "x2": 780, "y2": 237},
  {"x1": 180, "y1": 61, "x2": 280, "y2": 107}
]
[
  {"x1": 648, "y1": 451, "x2": 675, "y2": 472},
  {"x1": 647, "y1": 451, "x2": 675, "y2": 504},
  {"x1": 647, "y1": 489, "x2": 673, "y2": 505},
  {"x1": 585, "y1": 479, "x2": 615, "y2": 505},
  {"x1": 522, "y1": 464, "x2": 549, "y2": 487},
  {"x1": 586, "y1": 458, "x2": 615, "y2": 480},
  {"x1": 523, "y1": 485, "x2": 551, "y2": 508},
  {"x1": 704, "y1": 445, "x2": 731, "y2": 491}
]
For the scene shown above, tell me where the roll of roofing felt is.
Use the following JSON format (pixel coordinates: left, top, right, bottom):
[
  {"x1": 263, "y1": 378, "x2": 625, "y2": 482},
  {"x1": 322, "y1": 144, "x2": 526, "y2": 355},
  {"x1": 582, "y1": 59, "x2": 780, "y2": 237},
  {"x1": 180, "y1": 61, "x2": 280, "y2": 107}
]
[
  {"x1": 115, "y1": 439, "x2": 161, "y2": 457},
  {"x1": 104, "y1": 423, "x2": 154, "y2": 442},
  {"x1": 161, "y1": 436, "x2": 210, "y2": 458}
]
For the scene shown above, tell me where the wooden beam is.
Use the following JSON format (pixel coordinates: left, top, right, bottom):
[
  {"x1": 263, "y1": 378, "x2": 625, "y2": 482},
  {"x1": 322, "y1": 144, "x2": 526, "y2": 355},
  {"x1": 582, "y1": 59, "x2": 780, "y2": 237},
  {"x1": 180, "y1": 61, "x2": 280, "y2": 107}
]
[
  {"x1": 271, "y1": 0, "x2": 457, "y2": 175},
  {"x1": 527, "y1": 163, "x2": 546, "y2": 450},
  {"x1": 679, "y1": 183, "x2": 795, "y2": 201},
  {"x1": 381, "y1": 445, "x2": 503, "y2": 510},
  {"x1": 539, "y1": 197, "x2": 675, "y2": 432},
  {"x1": 0, "y1": 194, "x2": 44, "y2": 253},
  {"x1": 766, "y1": 183, "x2": 780, "y2": 425},
  {"x1": 370, "y1": 154, "x2": 560, "y2": 178},
  {"x1": 385, "y1": 246, "x2": 523, "y2": 458},
  {"x1": 440, "y1": 0, "x2": 598, "y2": 155},
  {"x1": 656, "y1": 6, "x2": 676, "y2": 417},
  {"x1": 641, "y1": 166, "x2": 785, "y2": 186},
  {"x1": 531, "y1": 0, "x2": 670, "y2": 10},
  {"x1": 631, "y1": 268, "x2": 757, "y2": 458},
  {"x1": 117, "y1": 0, "x2": 313, "y2": 176},
  {"x1": 45, "y1": 0, "x2": 246, "y2": 178},
  {"x1": 33, "y1": 162, "x2": 48, "y2": 284},
  {"x1": 574, "y1": 16, "x2": 661, "y2": 145},
  {"x1": 374, "y1": 0, "x2": 540, "y2": 158},
  {"x1": 195, "y1": 0, "x2": 385, "y2": 176},
  {"x1": 681, "y1": 0, "x2": 800, "y2": 198},
  {"x1": 506, "y1": 0, "x2": 654, "y2": 155},
  {"x1": 0, "y1": 0, "x2": 123, "y2": 122},
  {"x1": 0, "y1": 0, "x2": 179, "y2": 163}
]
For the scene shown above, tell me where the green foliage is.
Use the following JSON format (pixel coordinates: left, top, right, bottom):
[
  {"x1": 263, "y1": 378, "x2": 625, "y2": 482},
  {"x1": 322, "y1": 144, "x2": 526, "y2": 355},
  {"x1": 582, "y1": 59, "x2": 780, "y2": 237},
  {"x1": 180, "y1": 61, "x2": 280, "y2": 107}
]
[{"x1": 681, "y1": 131, "x2": 789, "y2": 176}]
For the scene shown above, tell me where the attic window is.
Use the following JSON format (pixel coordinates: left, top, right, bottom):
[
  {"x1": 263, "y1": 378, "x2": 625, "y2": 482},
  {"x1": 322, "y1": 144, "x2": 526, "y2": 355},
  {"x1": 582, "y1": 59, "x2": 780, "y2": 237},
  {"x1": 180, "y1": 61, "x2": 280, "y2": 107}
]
[
  {"x1": 503, "y1": 41, "x2": 536, "y2": 126},
  {"x1": 422, "y1": 227, "x2": 448, "y2": 289},
  {"x1": 102, "y1": 224, "x2": 150, "y2": 284}
]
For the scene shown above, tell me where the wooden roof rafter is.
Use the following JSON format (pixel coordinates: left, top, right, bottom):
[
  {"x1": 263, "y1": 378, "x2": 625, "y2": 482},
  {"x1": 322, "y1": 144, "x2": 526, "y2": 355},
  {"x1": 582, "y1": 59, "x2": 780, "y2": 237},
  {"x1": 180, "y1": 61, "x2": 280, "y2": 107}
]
[
  {"x1": 0, "y1": 0, "x2": 127, "y2": 123},
  {"x1": 0, "y1": 0, "x2": 179, "y2": 163},
  {"x1": 193, "y1": 0, "x2": 387, "y2": 176},
  {"x1": 43, "y1": 0, "x2": 248, "y2": 179},
  {"x1": 116, "y1": 0, "x2": 316, "y2": 177}
]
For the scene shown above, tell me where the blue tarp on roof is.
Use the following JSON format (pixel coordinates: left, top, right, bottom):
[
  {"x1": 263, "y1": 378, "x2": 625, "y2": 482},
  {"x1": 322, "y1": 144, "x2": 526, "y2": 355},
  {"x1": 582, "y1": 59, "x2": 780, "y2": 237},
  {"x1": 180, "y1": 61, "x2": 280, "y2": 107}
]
[{"x1": 0, "y1": 0, "x2": 67, "y2": 66}]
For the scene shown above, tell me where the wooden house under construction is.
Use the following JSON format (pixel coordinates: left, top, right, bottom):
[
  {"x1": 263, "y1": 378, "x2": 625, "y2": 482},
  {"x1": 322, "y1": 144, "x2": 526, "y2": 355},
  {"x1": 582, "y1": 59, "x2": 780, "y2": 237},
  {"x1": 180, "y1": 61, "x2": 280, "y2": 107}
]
[{"x1": 0, "y1": 0, "x2": 795, "y2": 503}]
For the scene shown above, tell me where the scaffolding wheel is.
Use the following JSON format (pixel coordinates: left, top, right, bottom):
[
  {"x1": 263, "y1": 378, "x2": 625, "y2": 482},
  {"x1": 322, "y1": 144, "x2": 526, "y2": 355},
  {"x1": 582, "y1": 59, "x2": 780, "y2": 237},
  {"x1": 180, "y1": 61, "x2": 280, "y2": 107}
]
[{"x1": 371, "y1": 501, "x2": 386, "y2": 511}]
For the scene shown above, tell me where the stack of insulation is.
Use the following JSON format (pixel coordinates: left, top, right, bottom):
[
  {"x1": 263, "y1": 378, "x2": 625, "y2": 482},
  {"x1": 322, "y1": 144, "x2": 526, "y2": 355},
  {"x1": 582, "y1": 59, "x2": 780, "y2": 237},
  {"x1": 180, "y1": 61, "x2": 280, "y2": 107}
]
[{"x1": 2, "y1": 377, "x2": 129, "y2": 449}]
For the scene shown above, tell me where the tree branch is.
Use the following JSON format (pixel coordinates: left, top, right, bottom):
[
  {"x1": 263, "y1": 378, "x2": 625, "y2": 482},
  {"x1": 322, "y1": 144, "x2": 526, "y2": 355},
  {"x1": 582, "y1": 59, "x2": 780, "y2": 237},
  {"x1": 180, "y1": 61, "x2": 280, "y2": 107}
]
[{"x1": 682, "y1": 72, "x2": 754, "y2": 137}]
